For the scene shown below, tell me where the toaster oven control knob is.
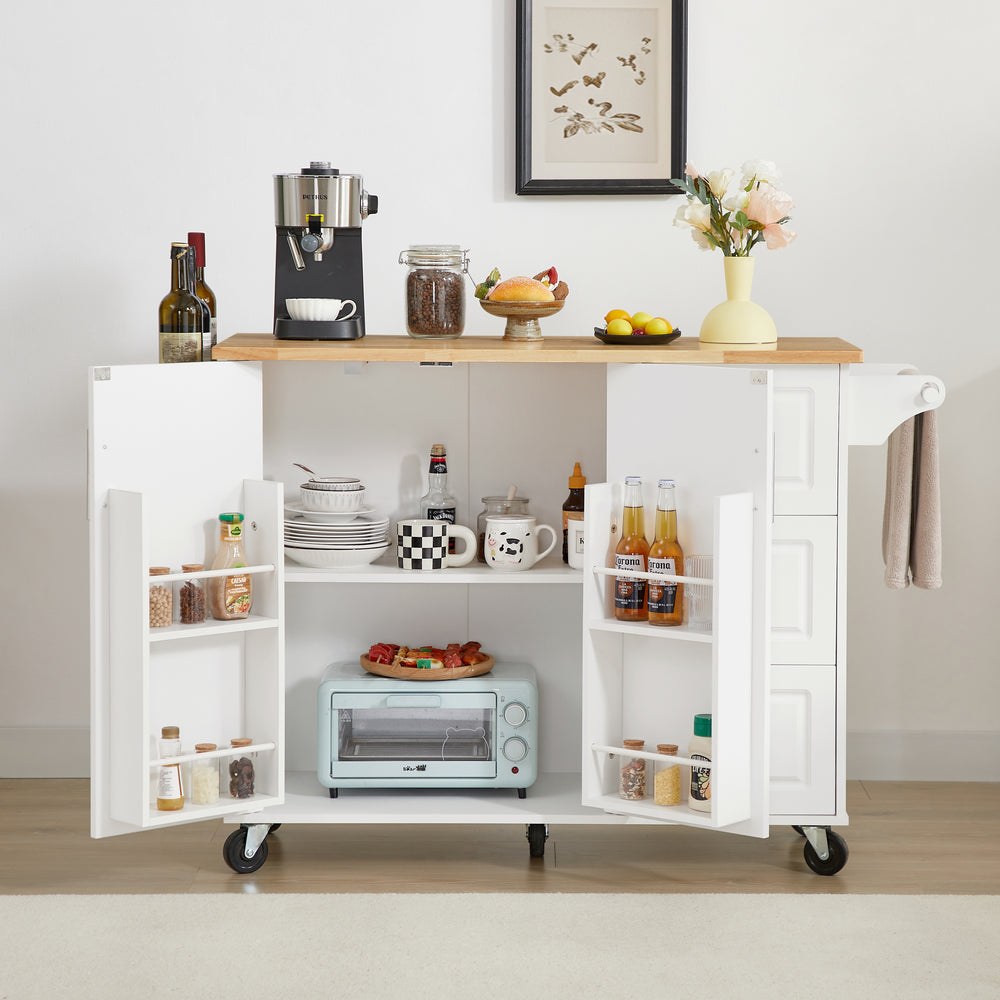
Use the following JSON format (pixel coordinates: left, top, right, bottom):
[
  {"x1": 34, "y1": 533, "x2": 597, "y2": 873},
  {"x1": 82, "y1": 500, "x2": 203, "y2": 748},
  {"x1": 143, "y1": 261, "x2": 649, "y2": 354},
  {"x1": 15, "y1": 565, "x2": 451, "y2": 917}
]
[
  {"x1": 503, "y1": 702, "x2": 528, "y2": 727},
  {"x1": 503, "y1": 736, "x2": 528, "y2": 763}
]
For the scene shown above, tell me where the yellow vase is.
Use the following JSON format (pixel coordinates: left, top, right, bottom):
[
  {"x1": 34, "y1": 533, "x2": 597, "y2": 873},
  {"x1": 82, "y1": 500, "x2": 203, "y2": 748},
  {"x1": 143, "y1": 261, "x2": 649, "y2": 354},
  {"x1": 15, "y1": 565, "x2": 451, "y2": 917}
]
[{"x1": 699, "y1": 256, "x2": 777, "y2": 345}]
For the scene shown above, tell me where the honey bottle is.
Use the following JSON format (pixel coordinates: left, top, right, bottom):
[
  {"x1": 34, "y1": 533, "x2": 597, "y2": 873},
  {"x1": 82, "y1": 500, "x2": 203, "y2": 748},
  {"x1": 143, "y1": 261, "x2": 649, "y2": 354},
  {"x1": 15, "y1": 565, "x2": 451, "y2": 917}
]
[
  {"x1": 614, "y1": 476, "x2": 649, "y2": 621},
  {"x1": 648, "y1": 478, "x2": 684, "y2": 626}
]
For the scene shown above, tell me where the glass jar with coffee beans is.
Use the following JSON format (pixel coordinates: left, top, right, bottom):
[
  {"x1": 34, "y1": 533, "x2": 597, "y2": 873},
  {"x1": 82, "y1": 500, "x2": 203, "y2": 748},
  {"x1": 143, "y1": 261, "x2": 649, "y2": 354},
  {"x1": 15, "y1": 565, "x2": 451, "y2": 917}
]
[
  {"x1": 176, "y1": 563, "x2": 207, "y2": 624},
  {"x1": 399, "y1": 244, "x2": 469, "y2": 339}
]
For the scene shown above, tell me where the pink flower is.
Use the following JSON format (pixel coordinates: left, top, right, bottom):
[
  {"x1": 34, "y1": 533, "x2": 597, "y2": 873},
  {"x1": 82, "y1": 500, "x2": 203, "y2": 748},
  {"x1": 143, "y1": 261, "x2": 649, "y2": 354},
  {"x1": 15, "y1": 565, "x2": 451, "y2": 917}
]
[
  {"x1": 746, "y1": 185, "x2": 797, "y2": 250},
  {"x1": 684, "y1": 161, "x2": 700, "y2": 178}
]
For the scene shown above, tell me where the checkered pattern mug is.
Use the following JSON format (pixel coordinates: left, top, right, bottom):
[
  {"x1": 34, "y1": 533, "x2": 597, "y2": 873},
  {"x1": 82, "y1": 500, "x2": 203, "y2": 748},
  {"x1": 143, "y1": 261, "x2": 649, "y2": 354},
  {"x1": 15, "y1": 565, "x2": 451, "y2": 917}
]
[{"x1": 396, "y1": 519, "x2": 476, "y2": 570}]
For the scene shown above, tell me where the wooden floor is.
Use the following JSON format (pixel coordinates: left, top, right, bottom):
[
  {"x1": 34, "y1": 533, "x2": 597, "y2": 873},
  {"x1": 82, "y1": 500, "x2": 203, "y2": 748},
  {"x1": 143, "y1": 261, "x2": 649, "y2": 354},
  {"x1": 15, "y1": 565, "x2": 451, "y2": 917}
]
[{"x1": 3, "y1": 779, "x2": 997, "y2": 895}]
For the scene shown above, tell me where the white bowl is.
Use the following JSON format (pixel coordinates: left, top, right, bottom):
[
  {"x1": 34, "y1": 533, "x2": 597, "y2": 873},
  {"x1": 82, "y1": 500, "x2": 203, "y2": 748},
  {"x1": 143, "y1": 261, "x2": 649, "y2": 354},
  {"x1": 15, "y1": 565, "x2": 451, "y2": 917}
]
[
  {"x1": 300, "y1": 485, "x2": 366, "y2": 511},
  {"x1": 284, "y1": 544, "x2": 388, "y2": 568},
  {"x1": 286, "y1": 298, "x2": 345, "y2": 322},
  {"x1": 299, "y1": 477, "x2": 363, "y2": 491}
]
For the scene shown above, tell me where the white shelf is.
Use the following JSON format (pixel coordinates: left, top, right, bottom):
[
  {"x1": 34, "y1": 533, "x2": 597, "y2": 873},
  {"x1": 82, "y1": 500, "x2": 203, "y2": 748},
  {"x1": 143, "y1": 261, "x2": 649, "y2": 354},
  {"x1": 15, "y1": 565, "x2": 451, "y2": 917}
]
[
  {"x1": 148, "y1": 615, "x2": 281, "y2": 642},
  {"x1": 285, "y1": 553, "x2": 583, "y2": 584},
  {"x1": 145, "y1": 794, "x2": 282, "y2": 828},
  {"x1": 225, "y1": 770, "x2": 624, "y2": 826},
  {"x1": 586, "y1": 617, "x2": 713, "y2": 642},
  {"x1": 150, "y1": 741, "x2": 277, "y2": 766}
]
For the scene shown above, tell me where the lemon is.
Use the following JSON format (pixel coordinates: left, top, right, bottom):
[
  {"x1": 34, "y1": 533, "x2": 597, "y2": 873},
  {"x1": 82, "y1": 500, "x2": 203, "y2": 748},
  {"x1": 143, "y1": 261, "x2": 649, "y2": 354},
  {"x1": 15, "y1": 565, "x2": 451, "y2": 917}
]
[
  {"x1": 630, "y1": 311, "x2": 653, "y2": 332},
  {"x1": 606, "y1": 318, "x2": 633, "y2": 336},
  {"x1": 644, "y1": 317, "x2": 673, "y2": 336},
  {"x1": 604, "y1": 308, "x2": 631, "y2": 324}
]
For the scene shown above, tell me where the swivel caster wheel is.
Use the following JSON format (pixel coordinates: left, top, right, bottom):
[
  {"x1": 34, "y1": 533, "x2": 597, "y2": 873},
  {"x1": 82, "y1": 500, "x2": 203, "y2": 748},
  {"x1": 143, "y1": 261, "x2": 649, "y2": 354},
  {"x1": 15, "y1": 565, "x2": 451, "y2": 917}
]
[
  {"x1": 526, "y1": 824, "x2": 548, "y2": 858},
  {"x1": 223, "y1": 825, "x2": 270, "y2": 874},
  {"x1": 802, "y1": 827, "x2": 849, "y2": 876}
]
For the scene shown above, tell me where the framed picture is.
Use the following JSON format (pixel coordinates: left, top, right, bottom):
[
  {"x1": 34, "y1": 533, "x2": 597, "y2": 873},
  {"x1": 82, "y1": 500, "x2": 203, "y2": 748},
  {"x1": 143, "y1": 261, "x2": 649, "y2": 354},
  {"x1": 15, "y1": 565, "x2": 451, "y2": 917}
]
[{"x1": 515, "y1": 0, "x2": 688, "y2": 195}]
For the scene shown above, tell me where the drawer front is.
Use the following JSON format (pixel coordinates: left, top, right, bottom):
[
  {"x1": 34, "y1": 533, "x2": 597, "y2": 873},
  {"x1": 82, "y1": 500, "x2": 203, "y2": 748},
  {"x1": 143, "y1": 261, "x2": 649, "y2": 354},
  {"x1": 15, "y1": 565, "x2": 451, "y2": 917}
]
[
  {"x1": 772, "y1": 367, "x2": 841, "y2": 515},
  {"x1": 768, "y1": 664, "x2": 836, "y2": 815},
  {"x1": 770, "y1": 515, "x2": 838, "y2": 665}
]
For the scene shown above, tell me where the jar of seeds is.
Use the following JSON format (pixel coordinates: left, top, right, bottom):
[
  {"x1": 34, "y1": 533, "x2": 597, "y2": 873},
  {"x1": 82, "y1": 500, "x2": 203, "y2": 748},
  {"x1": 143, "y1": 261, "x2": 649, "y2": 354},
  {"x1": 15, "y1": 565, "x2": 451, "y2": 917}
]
[
  {"x1": 399, "y1": 244, "x2": 469, "y2": 339},
  {"x1": 619, "y1": 739, "x2": 647, "y2": 800},
  {"x1": 149, "y1": 566, "x2": 173, "y2": 627},
  {"x1": 176, "y1": 563, "x2": 207, "y2": 624}
]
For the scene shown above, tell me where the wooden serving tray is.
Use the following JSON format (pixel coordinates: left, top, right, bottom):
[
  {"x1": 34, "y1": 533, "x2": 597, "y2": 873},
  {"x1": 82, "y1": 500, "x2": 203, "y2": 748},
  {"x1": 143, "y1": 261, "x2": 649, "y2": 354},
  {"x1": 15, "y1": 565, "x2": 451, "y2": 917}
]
[{"x1": 360, "y1": 654, "x2": 494, "y2": 681}]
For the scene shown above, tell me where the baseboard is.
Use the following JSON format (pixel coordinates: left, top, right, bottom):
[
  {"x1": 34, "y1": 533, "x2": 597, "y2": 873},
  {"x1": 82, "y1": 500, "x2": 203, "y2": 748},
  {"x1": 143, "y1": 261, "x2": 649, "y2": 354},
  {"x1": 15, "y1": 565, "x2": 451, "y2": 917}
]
[
  {"x1": 847, "y1": 730, "x2": 1000, "y2": 781},
  {"x1": 0, "y1": 728, "x2": 90, "y2": 777},
  {"x1": 2, "y1": 728, "x2": 998, "y2": 781}
]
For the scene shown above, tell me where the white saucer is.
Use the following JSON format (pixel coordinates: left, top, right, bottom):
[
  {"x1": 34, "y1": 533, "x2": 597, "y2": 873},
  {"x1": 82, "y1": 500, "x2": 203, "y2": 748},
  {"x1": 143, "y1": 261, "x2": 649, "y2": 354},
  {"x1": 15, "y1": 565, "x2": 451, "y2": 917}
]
[{"x1": 284, "y1": 502, "x2": 376, "y2": 524}]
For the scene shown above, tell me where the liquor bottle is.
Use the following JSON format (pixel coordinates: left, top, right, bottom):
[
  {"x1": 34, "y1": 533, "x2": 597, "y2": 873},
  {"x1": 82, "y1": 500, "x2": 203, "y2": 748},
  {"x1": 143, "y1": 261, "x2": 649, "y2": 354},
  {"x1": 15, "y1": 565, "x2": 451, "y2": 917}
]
[
  {"x1": 158, "y1": 243, "x2": 204, "y2": 363},
  {"x1": 561, "y1": 461, "x2": 586, "y2": 564},
  {"x1": 614, "y1": 476, "x2": 649, "y2": 621},
  {"x1": 187, "y1": 232, "x2": 217, "y2": 361},
  {"x1": 419, "y1": 444, "x2": 458, "y2": 553},
  {"x1": 648, "y1": 478, "x2": 684, "y2": 626}
]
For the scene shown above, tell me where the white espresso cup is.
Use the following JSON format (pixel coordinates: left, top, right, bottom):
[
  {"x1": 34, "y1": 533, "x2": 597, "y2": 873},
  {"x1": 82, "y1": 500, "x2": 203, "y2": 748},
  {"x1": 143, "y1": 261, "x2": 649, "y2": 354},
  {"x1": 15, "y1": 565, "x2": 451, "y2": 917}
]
[
  {"x1": 484, "y1": 514, "x2": 557, "y2": 571},
  {"x1": 396, "y1": 519, "x2": 476, "y2": 570},
  {"x1": 285, "y1": 297, "x2": 357, "y2": 322}
]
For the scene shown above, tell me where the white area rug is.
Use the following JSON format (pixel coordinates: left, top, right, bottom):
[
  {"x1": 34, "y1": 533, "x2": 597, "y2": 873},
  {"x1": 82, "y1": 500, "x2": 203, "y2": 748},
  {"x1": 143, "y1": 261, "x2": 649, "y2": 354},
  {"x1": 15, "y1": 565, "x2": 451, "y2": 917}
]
[{"x1": 2, "y1": 894, "x2": 997, "y2": 998}]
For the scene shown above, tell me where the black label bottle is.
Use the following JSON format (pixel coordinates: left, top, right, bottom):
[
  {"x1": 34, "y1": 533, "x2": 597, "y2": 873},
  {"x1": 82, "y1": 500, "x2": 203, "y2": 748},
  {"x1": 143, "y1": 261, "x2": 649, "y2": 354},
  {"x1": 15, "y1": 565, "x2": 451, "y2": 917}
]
[
  {"x1": 689, "y1": 713, "x2": 712, "y2": 812},
  {"x1": 420, "y1": 444, "x2": 458, "y2": 553},
  {"x1": 648, "y1": 478, "x2": 684, "y2": 626},
  {"x1": 158, "y1": 243, "x2": 204, "y2": 363},
  {"x1": 562, "y1": 462, "x2": 586, "y2": 563},
  {"x1": 614, "y1": 476, "x2": 649, "y2": 621},
  {"x1": 188, "y1": 231, "x2": 217, "y2": 361}
]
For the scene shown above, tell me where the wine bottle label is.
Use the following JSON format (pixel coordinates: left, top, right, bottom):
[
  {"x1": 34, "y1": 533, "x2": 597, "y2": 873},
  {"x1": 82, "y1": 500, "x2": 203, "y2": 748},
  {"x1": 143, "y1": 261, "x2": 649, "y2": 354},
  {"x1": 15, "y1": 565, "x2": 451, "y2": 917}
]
[
  {"x1": 690, "y1": 753, "x2": 711, "y2": 802},
  {"x1": 648, "y1": 557, "x2": 678, "y2": 614},
  {"x1": 614, "y1": 553, "x2": 646, "y2": 611}
]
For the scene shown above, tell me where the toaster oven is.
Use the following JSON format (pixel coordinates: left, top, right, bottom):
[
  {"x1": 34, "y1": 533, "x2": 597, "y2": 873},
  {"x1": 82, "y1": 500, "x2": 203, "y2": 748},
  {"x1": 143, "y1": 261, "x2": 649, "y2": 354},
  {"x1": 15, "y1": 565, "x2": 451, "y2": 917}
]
[{"x1": 317, "y1": 660, "x2": 538, "y2": 797}]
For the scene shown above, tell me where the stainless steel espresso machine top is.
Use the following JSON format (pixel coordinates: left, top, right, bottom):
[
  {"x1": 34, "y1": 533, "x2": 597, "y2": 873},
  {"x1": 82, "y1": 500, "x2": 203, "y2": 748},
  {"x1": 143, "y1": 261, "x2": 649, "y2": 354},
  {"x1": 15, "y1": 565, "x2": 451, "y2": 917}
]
[{"x1": 273, "y1": 162, "x2": 378, "y2": 340}]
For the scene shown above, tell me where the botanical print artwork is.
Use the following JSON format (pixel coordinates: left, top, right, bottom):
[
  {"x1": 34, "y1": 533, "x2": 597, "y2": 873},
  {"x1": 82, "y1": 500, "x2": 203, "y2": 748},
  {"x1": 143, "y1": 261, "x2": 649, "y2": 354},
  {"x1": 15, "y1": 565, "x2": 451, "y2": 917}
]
[{"x1": 542, "y1": 6, "x2": 658, "y2": 164}]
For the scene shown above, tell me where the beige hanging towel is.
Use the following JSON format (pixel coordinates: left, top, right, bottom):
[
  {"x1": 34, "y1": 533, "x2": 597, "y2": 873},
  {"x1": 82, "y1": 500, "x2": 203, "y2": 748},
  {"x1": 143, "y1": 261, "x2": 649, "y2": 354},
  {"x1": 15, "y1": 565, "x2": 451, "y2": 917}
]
[{"x1": 882, "y1": 395, "x2": 942, "y2": 590}]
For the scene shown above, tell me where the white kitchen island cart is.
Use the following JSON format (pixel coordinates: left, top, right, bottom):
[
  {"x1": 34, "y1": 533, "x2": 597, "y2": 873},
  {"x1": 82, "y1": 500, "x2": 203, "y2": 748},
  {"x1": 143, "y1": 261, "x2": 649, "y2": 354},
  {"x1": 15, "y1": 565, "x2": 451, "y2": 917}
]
[{"x1": 88, "y1": 335, "x2": 944, "y2": 877}]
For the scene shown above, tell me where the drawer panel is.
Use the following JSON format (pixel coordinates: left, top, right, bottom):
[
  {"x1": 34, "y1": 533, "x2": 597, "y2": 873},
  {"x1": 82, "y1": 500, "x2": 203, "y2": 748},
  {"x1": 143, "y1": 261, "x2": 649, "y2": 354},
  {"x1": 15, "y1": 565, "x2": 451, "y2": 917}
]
[
  {"x1": 773, "y1": 367, "x2": 840, "y2": 515},
  {"x1": 768, "y1": 664, "x2": 836, "y2": 815},
  {"x1": 770, "y1": 516, "x2": 838, "y2": 665}
]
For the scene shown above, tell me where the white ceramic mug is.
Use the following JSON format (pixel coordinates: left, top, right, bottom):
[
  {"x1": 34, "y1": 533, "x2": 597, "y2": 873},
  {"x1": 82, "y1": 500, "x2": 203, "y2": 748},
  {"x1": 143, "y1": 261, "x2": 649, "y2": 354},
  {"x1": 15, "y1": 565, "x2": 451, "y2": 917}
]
[
  {"x1": 285, "y1": 297, "x2": 357, "y2": 322},
  {"x1": 484, "y1": 514, "x2": 557, "y2": 571},
  {"x1": 567, "y1": 517, "x2": 586, "y2": 569},
  {"x1": 396, "y1": 519, "x2": 475, "y2": 570}
]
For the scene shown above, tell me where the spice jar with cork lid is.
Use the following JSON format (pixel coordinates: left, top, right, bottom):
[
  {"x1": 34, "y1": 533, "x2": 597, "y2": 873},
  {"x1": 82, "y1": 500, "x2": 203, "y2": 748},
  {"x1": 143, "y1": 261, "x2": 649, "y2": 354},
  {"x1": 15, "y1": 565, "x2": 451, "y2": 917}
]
[
  {"x1": 149, "y1": 567, "x2": 173, "y2": 627},
  {"x1": 156, "y1": 726, "x2": 184, "y2": 811},
  {"x1": 191, "y1": 743, "x2": 220, "y2": 804},
  {"x1": 227, "y1": 738, "x2": 256, "y2": 799},
  {"x1": 177, "y1": 564, "x2": 207, "y2": 624},
  {"x1": 653, "y1": 743, "x2": 681, "y2": 806},
  {"x1": 619, "y1": 739, "x2": 647, "y2": 800}
]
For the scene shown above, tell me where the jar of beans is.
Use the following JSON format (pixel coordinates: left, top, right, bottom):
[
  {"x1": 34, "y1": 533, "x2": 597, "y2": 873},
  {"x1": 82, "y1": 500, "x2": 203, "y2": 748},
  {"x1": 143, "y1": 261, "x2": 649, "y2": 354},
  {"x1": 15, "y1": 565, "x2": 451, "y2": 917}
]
[
  {"x1": 176, "y1": 563, "x2": 207, "y2": 624},
  {"x1": 399, "y1": 244, "x2": 469, "y2": 339},
  {"x1": 149, "y1": 566, "x2": 173, "y2": 627},
  {"x1": 619, "y1": 739, "x2": 647, "y2": 800}
]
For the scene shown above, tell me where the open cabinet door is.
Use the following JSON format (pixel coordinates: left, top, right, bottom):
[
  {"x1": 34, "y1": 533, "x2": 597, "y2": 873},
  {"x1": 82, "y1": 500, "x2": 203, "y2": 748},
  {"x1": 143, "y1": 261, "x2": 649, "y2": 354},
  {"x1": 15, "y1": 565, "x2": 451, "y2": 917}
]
[
  {"x1": 581, "y1": 363, "x2": 772, "y2": 838},
  {"x1": 89, "y1": 362, "x2": 284, "y2": 837}
]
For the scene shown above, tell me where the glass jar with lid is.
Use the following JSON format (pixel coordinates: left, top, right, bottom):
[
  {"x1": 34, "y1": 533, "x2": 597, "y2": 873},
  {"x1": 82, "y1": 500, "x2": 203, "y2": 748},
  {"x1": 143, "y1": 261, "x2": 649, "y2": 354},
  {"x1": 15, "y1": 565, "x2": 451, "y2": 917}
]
[
  {"x1": 619, "y1": 739, "x2": 647, "y2": 800},
  {"x1": 399, "y1": 244, "x2": 469, "y2": 339},
  {"x1": 476, "y1": 495, "x2": 530, "y2": 563},
  {"x1": 191, "y1": 743, "x2": 220, "y2": 805},
  {"x1": 653, "y1": 743, "x2": 681, "y2": 806},
  {"x1": 149, "y1": 566, "x2": 173, "y2": 627},
  {"x1": 227, "y1": 738, "x2": 256, "y2": 799},
  {"x1": 176, "y1": 563, "x2": 206, "y2": 624}
]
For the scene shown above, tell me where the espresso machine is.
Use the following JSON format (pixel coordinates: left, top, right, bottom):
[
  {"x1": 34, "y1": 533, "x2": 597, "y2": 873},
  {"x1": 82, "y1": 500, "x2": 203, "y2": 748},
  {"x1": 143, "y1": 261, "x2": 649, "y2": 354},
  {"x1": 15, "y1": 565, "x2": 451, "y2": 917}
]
[{"x1": 273, "y1": 162, "x2": 378, "y2": 339}]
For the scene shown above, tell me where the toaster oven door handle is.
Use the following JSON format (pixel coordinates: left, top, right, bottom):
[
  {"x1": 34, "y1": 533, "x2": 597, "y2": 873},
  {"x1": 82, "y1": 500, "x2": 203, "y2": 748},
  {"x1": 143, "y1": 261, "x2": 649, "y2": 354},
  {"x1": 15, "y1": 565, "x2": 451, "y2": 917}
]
[{"x1": 384, "y1": 695, "x2": 443, "y2": 708}]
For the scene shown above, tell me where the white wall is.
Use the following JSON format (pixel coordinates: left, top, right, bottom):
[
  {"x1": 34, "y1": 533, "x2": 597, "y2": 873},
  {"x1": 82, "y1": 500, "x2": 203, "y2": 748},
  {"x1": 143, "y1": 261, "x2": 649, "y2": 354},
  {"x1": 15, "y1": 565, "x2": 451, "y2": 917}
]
[{"x1": 1, "y1": 0, "x2": 997, "y2": 779}]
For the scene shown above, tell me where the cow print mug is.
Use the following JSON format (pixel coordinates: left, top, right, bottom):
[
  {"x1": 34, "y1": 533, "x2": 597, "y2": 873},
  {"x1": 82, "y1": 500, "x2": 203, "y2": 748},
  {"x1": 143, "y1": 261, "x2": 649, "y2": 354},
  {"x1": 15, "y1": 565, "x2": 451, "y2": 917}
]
[
  {"x1": 483, "y1": 514, "x2": 558, "y2": 571},
  {"x1": 396, "y1": 519, "x2": 476, "y2": 570}
]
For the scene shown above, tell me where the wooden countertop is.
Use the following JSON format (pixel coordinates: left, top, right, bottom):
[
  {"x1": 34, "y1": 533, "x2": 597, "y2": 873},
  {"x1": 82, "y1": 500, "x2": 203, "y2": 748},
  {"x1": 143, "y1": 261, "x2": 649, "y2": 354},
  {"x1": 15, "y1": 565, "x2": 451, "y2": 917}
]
[{"x1": 213, "y1": 333, "x2": 863, "y2": 365}]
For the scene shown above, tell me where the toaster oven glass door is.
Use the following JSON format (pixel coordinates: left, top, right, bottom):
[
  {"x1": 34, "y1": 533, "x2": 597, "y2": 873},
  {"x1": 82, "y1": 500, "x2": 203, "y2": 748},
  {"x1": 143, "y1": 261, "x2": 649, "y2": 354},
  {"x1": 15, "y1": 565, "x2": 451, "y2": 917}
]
[{"x1": 329, "y1": 692, "x2": 498, "y2": 779}]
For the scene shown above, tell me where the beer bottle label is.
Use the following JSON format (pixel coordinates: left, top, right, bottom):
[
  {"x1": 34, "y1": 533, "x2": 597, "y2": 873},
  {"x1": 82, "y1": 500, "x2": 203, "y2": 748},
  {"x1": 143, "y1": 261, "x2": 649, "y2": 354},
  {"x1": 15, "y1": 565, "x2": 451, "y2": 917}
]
[
  {"x1": 648, "y1": 557, "x2": 678, "y2": 614},
  {"x1": 614, "y1": 553, "x2": 646, "y2": 611}
]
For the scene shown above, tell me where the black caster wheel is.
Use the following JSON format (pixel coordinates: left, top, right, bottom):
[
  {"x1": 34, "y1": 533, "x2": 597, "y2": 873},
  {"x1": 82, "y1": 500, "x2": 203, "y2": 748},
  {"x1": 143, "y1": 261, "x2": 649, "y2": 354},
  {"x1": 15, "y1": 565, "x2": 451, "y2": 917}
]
[
  {"x1": 526, "y1": 824, "x2": 548, "y2": 858},
  {"x1": 792, "y1": 825, "x2": 805, "y2": 836},
  {"x1": 803, "y1": 829, "x2": 849, "y2": 876},
  {"x1": 223, "y1": 827, "x2": 269, "y2": 874}
]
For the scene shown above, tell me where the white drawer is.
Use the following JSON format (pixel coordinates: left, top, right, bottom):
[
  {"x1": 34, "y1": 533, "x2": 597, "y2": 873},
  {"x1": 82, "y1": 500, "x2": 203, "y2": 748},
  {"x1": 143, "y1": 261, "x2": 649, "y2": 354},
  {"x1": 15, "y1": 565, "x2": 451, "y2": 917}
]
[
  {"x1": 772, "y1": 367, "x2": 840, "y2": 515},
  {"x1": 770, "y1": 515, "x2": 838, "y2": 665},
  {"x1": 768, "y1": 664, "x2": 836, "y2": 816}
]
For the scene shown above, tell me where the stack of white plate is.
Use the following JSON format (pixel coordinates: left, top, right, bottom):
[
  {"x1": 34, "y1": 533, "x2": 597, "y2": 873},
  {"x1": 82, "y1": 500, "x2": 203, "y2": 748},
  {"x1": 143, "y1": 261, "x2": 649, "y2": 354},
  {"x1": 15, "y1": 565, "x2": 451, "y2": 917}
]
[{"x1": 283, "y1": 509, "x2": 390, "y2": 568}]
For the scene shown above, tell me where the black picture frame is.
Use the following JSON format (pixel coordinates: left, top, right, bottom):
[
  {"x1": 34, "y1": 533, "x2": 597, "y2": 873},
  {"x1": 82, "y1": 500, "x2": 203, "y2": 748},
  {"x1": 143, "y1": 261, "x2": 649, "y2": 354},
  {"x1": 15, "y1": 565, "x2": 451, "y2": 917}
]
[{"x1": 516, "y1": 0, "x2": 688, "y2": 195}]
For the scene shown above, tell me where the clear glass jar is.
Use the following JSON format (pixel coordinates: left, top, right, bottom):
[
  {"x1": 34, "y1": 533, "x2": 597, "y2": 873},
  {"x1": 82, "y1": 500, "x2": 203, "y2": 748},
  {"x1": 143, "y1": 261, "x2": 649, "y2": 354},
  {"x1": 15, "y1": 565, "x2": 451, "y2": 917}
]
[
  {"x1": 191, "y1": 743, "x2": 220, "y2": 805},
  {"x1": 399, "y1": 244, "x2": 469, "y2": 339},
  {"x1": 476, "y1": 495, "x2": 530, "y2": 562},
  {"x1": 227, "y1": 738, "x2": 256, "y2": 799},
  {"x1": 148, "y1": 566, "x2": 173, "y2": 627},
  {"x1": 619, "y1": 739, "x2": 647, "y2": 800},
  {"x1": 653, "y1": 743, "x2": 681, "y2": 806},
  {"x1": 177, "y1": 563, "x2": 207, "y2": 624}
]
